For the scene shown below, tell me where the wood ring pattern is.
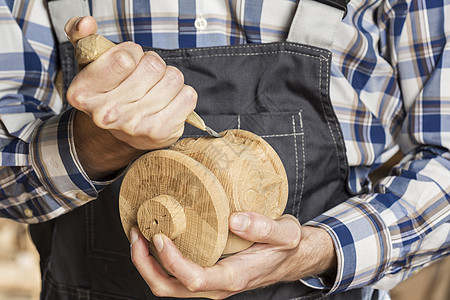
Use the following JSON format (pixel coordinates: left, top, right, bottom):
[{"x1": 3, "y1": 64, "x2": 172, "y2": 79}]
[
  {"x1": 119, "y1": 129, "x2": 288, "y2": 266},
  {"x1": 171, "y1": 129, "x2": 288, "y2": 254},
  {"x1": 119, "y1": 150, "x2": 230, "y2": 267}
]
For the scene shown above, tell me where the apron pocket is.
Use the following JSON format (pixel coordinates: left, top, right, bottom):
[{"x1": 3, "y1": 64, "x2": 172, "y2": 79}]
[
  {"x1": 87, "y1": 111, "x2": 307, "y2": 257},
  {"x1": 182, "y1": 111, "x2": 306, "y2": 219}
]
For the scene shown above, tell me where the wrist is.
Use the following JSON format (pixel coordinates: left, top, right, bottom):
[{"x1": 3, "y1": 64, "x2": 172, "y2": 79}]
[
  {"x1": 296, "y1": 226, "x2": 337, "y2": 280},
  {"x1": 73, "y1": 110, "x2": 146, "y2": 180}
]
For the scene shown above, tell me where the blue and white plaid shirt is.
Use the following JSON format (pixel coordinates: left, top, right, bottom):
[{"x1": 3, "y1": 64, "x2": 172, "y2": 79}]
[{"x1": 0, "y1": 0, "x2": 449, "y2": 295}]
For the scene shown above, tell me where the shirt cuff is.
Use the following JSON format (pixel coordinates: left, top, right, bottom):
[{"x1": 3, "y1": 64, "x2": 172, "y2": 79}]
[
  {"x1": 29, "y1": 109, "x2": 116, "y2": 212},
  {"x1": 301, "y1": 196, "x2": 391, "y2": 294}
]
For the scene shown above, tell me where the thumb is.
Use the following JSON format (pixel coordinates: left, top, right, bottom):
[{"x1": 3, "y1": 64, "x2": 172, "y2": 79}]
[
  {"x1": 229, "y1": 212, "x2": 301, "y2": 249},
  {"x1": 64, "y1": 16, "x2": 98, "y2": 48}
]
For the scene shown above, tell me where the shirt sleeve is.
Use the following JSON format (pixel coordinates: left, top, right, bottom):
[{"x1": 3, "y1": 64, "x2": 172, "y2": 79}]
[
  {"x1": 0, "y1": 0, "x2": 112, "y2": 223},
  {"x1": 301, "y1": 0, "x2": 450, "y2": 293}
]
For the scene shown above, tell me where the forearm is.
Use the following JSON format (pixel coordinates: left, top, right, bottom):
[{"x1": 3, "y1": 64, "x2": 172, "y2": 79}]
[
  {"x1": 73, "y1": 110, "x2": 145, "y2": 180},
  {"x1": 295, "y1": 226, "x2": 337, "y2": 281},
  {"x1": 0, "y1": 110, "x2": 116, "y2": 222},
  {"x1": 303, "y1": 147, "x2": 450, "y2": 293}
]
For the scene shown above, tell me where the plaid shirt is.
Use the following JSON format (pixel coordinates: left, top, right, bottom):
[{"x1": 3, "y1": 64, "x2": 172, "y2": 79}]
[{"x1": 0, "y1": 0, "x2": 449, "y2": 295}]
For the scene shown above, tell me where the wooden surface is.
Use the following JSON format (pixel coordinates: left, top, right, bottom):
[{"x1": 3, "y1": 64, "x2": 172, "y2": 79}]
[
  {"x1": 137, "y1": 195, "x2": 187, "y2": 240},
  {"x1": 119, "y1": 150, "x2": 230, "y2": 267},
  {"x1": 171, "y1": 129, "x2": 288, "y2": 254},
  {"x1": 119, "y1": 129, "x2": 288, "y2": 265}
]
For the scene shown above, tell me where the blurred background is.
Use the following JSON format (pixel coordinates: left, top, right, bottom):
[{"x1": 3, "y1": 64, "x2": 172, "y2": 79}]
[
  {"x1": 0, "y1": 217, "x2": 448, "y2": 300},
  {"x1": 0, "y1": 219, "x2": 40, "y2": 300}
]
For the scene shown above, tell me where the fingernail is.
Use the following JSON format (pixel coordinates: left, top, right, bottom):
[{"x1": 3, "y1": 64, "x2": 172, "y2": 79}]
[
  {"x1": 130, "y1": 227, "x2": 138, "y2": 245},
  {"x1": 153, "y1": 234, "x2": 164, "y2": 252},
  {"x1": 75, "y1": 17, "x2": 83, "y2": 31},
  {"x1": 64, "y1": 30, "x2": 70, "y2": 41},
  {"x1": 231, "y1": 213, "x2": 250, "y2": 232}
]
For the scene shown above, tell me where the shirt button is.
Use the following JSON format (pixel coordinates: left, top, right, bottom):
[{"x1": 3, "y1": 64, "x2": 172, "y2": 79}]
[
  {"x1": 194, "y1": 17, "x2": 208, "y2": 30},
  {"x1": 76, "y1": 192, "x2": 89, "y2": 202},
  {"x1": 24, "y1": 208, "x2": 34, "y2": 218}
]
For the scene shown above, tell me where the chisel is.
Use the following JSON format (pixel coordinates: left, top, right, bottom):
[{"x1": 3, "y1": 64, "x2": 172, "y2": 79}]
[{"x1": 75, "y1": 34, "x2": 222, "y2": 138}]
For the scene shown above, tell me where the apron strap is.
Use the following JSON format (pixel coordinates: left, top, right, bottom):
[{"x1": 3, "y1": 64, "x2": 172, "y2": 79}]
[
  {"x1": 287, "y1": 0, "x2": 348, "y2": 50},
  {"x1": 47, "y1": 0, "x2": 91, "y2": 44},
  {"x1": 46, "y1": 0, "x2": 347, "y2": 50}
]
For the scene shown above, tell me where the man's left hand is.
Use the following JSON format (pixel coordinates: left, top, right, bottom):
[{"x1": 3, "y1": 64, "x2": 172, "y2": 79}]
[{"x1": 130, "y1": 212, "x2": 336, "y2": 299}]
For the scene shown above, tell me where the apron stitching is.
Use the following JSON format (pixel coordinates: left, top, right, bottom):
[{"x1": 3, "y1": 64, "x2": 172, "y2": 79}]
[
  {"x1": 318, "y1": 56, "x2": 342, "y2": 179},
  {"x1": 291, "y1": 114, "x2": 299, "y2": 216},
  {"x1": 325, "y1": 57, "x2": 343, "y2": 179},
  {"x1": 182, "y1": 133, "x2": 305, "y2": 138},
  {"x1": 164, "y1": 50, "x2": 321, "y2": 61},
  {"x1": 295, "y1": 111, "x2": 306, "y2": 218},
  {"x1": 155, "y1": 42, "x2": 329, "y2": 55},
  {"x1": 324, "y1": 57, "x2": 347, "y2": 179},
  {"x1": 259, "y1": 132, "x2": 304, "y2": 138},
  {"x1": 237, "y1": 114, "x2": 241, "y2": 129}
]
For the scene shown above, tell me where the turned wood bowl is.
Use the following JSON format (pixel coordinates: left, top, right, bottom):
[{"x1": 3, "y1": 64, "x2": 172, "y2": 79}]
[{"x1": 119, "y1": 129, "x2": 288, "y2": 266}]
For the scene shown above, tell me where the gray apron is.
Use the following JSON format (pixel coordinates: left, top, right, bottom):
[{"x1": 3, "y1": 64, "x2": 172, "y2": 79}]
[{"x1": 30, "y1": 0, "x2": 387, "y2": 299}]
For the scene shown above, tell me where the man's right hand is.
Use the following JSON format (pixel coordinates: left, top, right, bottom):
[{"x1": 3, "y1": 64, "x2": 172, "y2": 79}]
[
  {"x1": 66, "y1": 16, "x2": 197, "y2": 150},
  {"x1": 64, "y1": 17, "x2": 197, "y2": 179}
]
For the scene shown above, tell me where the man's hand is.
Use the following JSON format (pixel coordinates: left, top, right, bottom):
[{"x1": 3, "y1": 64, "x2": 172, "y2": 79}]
[
  {"x1": 130, "y1": 212, "x2": 337, "y2": 299},
  {"x1": 64, "y1": 17, "x2": 197, "y2": 179}
]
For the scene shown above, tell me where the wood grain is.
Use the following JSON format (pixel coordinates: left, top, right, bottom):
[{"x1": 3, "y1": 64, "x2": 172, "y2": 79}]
[
  {"x1": 119, "y1": 150, "x2": 229, "y2": 267},
  {"x1": 171, "y1": 129, "x2": 288, "y2": 254},
  {"x1": 119, "y1": 129, "x2": 288, "y2": 265}
]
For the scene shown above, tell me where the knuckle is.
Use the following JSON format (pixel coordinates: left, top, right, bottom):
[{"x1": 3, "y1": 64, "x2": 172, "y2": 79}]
[
  {"x1": 66, "y1": 87, "x2": 88, "y2": 109},
  {"x1": 163, "y1": 259, "x2": 179, "y2": 277},
  {"x1": 96, "y1": 104, "x2": 118, "y2": 127},
  {"x1": 185, "y1": 276, "x2": 206, "y2": 293},
  {"x1": 147, "y1": 118, "x2": 163, "y2": 138},
  {"x1": 123, "y1": 41, "x2": 143, "y2": 52},
  {"x1": 151, "y1": 285, "x2": 169, "y2": 297},
  {"x1": 228, "y1": 279, "x2": 247, "y2": 293},
  {"x1": 143, "y1": 52, "x2": 166, "y2": 75},
  {"x1": 258, "y1": 220, "x2": 275, "y2": 241},
  {"x1": 111, "y1": 49, "x2": 136, "y2": 73},
  {"x1": 121, "y1": 118, "x2": 140, "y2": 136},
  {"x1": 224, "y1": 266, "x2": 247, "y2": 292},
  {"x1": 182, "y1": 85, "x2": 198, "y2": 108},
  {"x1": 281, "y1": 215, "x2": 302, "y2": 249},
  {"x1": 165, "y1": 66, "x2": 184, "y2": 88}
]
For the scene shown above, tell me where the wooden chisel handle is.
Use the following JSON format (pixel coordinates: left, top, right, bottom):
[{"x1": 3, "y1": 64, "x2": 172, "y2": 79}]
[{"x1": 75, "y1": 34, "x2": 207, "y2": 132}]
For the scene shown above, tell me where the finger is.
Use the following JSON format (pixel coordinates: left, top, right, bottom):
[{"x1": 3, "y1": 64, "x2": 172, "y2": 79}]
[
  {"x1": 129, "y1": 228, "x2": 194, "y2": 297},
  {"x1": 130, "y1": 227, "x2": 168, "y2": 281},
  {"x1": 84, "y1": 42, "x2": 144, "y2": 92},
  {"x1": 133, "y1": 231, "x2": 230, "y2": 298},
  {"x1": 151, "y1": 84, "x2": 198, "y2": 128},
  {"x1": 229, "y1": 213, "x2": 301, "y2": 249},
  {"x1": 116, "y1": 84, "x2": 196, "y2": 146},
  {"x1": 67, "y1": 42, "x2": 144, "y2": 112},
  {"x1": 135, "y1": 65, "x2": 186, "y2": 113},
  {"x1": 91, "y1": 51, "x2": 167, "y2": 126},
  {"x1": 108, "y1": 51, "x2": 168, "y2": 105},
  {"x1": 64, "y1": 16, "x2": 98, "y2": 48},
  {"x1": 153, "y1": 234, "x2": 241, "y2": 295}
]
